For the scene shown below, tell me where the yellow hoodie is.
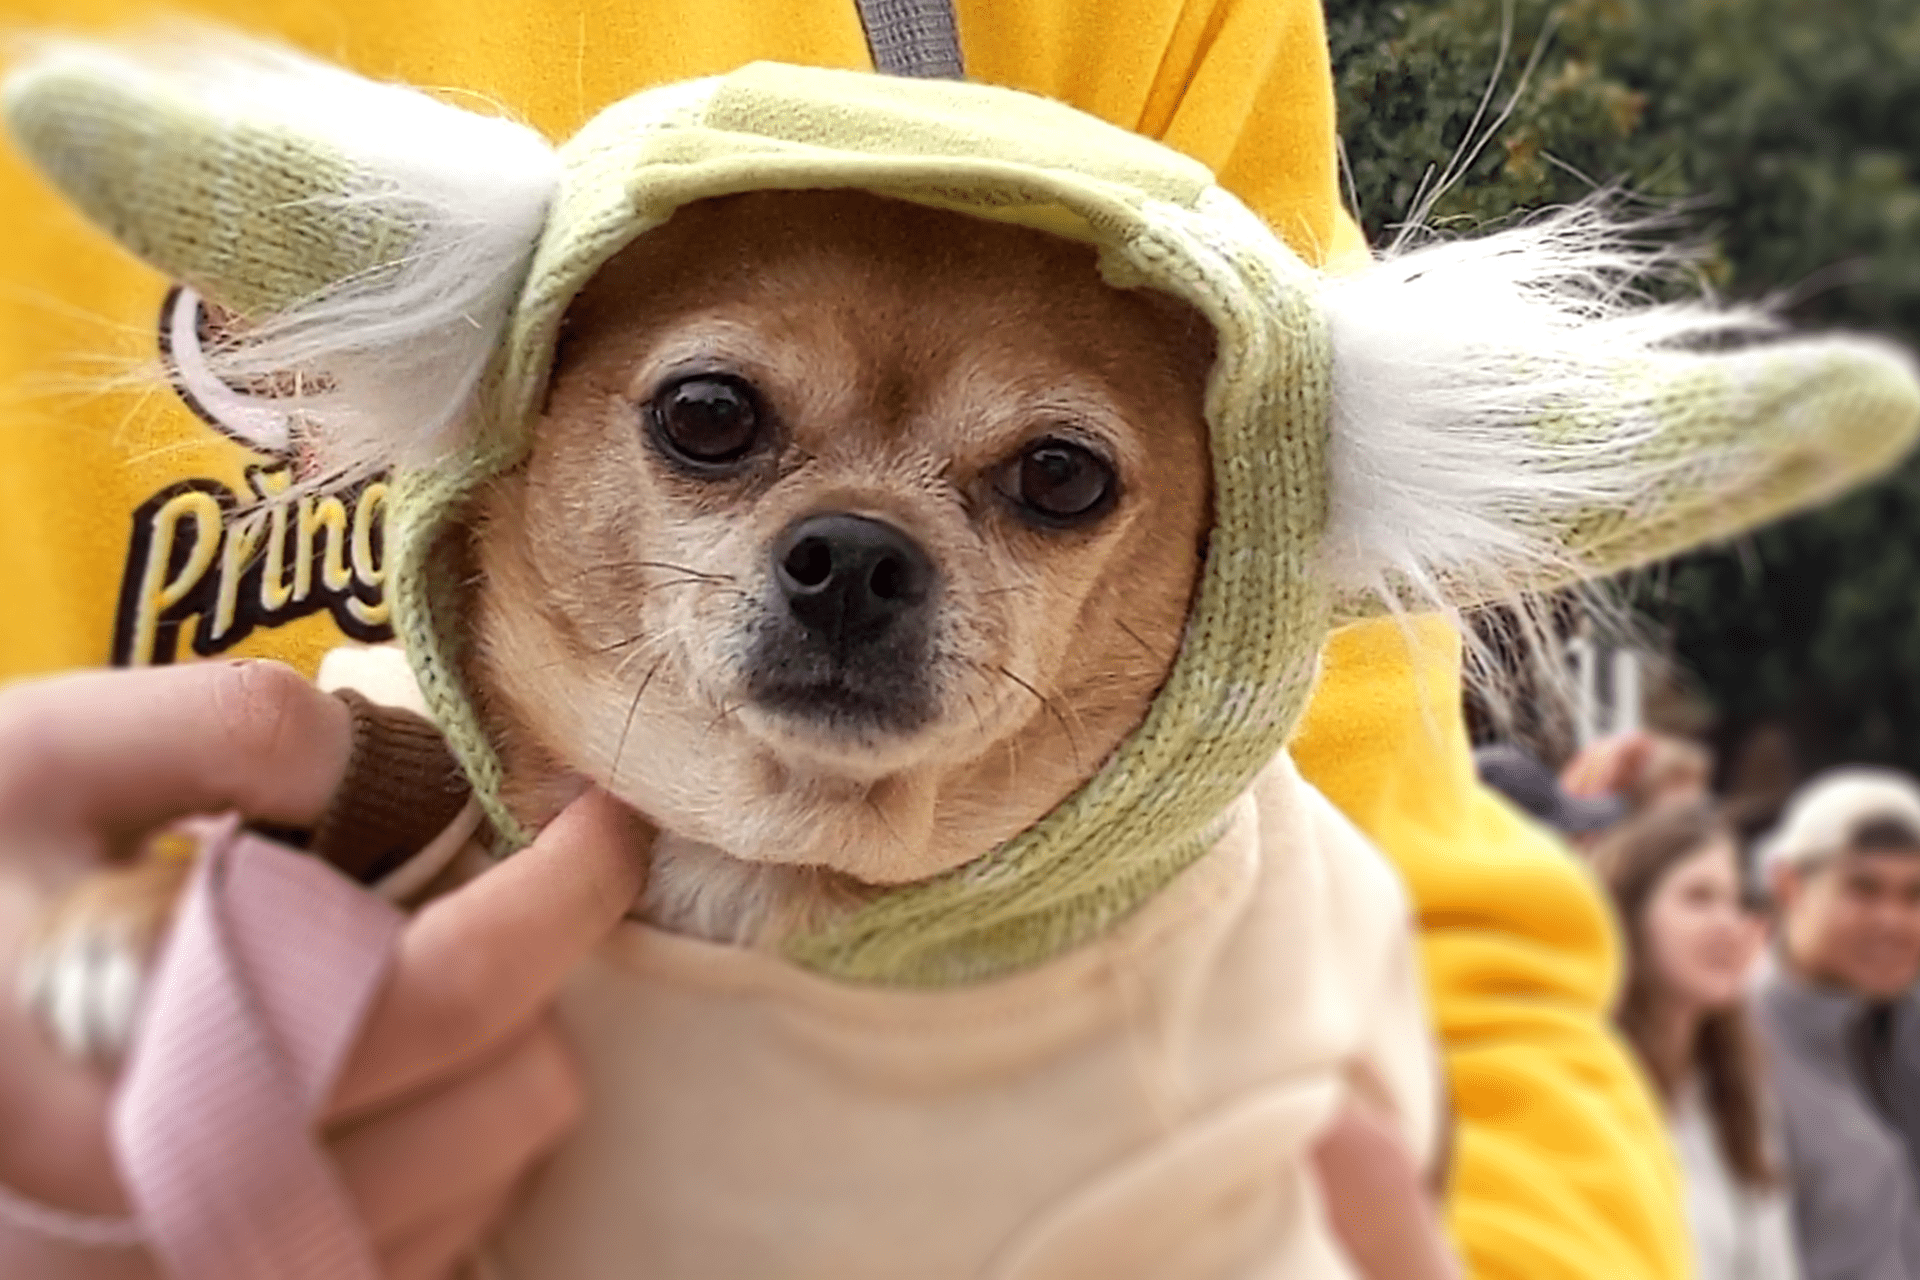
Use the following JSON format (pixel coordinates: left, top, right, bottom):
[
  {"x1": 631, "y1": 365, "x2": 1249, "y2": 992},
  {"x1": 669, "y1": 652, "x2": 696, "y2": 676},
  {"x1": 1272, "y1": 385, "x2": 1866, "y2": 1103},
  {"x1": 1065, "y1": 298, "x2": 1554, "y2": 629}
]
[
  {"x1": 1293, "y1": 619, "x2": 1692, "y2": 1280},
  {"x1": 0, "y1": 0, "x2": 1354, "y2": 682},
  {"x1": 0, "y1": 2, "x2": 1687, "y2": 1278}
]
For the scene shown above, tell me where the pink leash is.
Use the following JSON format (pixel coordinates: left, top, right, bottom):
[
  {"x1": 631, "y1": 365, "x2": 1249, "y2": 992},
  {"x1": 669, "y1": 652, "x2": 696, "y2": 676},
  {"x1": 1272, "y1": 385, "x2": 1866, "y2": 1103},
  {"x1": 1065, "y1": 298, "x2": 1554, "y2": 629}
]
[{"x1": 109, "y1": 818, "x2": 403, "y2": 1278}]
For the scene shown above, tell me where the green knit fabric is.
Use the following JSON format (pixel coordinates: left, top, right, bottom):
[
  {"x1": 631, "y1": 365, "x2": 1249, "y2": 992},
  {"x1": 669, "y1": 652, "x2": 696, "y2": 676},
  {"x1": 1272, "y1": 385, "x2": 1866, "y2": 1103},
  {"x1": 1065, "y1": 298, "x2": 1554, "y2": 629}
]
[
  {"x1": 9, "y1": 57, "x2": 1920, "y2": 985},
  {"x1": 3, "y1": 60, "x2": 412, "y2": 319},
  {"x1": 1564, "y1": 347, "x2": 1920, "y2": 574},
  {"x1": 1335, "y1": 341, "x2": 1920, "y2": 618}
]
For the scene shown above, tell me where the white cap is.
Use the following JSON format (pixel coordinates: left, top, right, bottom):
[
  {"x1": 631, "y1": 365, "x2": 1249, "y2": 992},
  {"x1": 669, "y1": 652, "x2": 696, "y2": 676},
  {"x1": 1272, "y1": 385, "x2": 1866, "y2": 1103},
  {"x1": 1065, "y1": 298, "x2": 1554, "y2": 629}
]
[{"x1": 1758, "y1": 767, "x2": 1920, "y2": 872}]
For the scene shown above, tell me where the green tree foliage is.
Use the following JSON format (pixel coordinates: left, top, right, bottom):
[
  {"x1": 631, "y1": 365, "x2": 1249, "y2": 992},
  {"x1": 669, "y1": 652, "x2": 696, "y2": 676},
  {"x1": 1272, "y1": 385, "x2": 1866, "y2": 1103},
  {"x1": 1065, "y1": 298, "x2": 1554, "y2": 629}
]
[{"x1": 1328, "y1": 0, "x2": 1920, "y2": 774}]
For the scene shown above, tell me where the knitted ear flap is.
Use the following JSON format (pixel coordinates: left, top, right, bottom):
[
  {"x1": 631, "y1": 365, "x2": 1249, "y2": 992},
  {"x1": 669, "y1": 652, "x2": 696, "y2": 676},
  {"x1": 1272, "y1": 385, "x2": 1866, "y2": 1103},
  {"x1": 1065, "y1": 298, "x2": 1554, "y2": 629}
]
[
  {"x1": 1319, "y1": 207, "x2": 1920, "y2": 615},
  {"x1": 2, "y1": 32, "x2": 560, "y2": 470}
]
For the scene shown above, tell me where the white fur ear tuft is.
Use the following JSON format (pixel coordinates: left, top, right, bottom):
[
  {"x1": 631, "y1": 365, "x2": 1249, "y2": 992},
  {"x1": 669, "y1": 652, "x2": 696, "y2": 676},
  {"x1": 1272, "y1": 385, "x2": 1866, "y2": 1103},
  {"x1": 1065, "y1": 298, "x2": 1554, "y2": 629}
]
[
  {"x1": 8, "y1": 29, "x2": 561, "y2": 477},
  {"x1": 1321, "y1": 204, "x2": 1779, "y2": 612}
]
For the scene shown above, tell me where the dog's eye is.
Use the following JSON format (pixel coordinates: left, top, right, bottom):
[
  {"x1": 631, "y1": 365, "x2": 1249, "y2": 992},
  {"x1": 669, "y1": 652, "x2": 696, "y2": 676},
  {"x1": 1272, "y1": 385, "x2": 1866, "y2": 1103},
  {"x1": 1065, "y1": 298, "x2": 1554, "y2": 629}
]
[
  {"x1": 648, "y1": 375, "x2": 763, "y2": 467},
  {"x1": 1006, "y1": 438, "x2": 1116, "y2": 526}
]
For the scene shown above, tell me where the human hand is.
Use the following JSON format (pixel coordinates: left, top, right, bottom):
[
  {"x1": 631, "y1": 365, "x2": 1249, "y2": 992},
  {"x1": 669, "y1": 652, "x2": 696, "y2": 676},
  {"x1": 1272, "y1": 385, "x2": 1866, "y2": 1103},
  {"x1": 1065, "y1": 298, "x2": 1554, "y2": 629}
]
[
  {"x1": 1313, "y1": 1093, "x2": 1460, "y2": 1280},
  {"x1": 1559, "y1": 730, "x2": 1656, "y2": 801},
  {"x1": 0, "y1": 660, "x2": 647, "y2": 1279},
  {"x1": 1561, "y1": 729, "x2": 1711, "y2": 810}
]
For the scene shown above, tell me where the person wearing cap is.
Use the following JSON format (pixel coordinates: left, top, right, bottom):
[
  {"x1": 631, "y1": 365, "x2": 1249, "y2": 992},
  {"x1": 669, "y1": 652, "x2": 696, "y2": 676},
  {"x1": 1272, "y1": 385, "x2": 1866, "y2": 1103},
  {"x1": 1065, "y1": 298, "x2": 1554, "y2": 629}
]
[
  {"x1": 1474, "y1": 742, "x2": 1628, "y2": 845},
  {"x1": 1755, "y1": 767, "x2": 1920, "y2": 1280}
]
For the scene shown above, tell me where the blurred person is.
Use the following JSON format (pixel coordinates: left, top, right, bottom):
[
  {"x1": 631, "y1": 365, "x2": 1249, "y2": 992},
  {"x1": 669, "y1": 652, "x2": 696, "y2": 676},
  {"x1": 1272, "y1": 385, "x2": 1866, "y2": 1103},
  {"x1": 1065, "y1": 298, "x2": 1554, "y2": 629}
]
[
  {"x1": 1593, "y1": 800, "x2": 1798, "y2": 1280},
  {"x1": 1755, "y1": 767, "x2": 1920, "y2": 1280}
]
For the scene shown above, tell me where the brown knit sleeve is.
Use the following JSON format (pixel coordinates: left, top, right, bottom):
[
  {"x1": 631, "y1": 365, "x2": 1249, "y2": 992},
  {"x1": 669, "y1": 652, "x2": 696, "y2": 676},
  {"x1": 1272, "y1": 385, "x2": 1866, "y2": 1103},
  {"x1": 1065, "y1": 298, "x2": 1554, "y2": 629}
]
[{"x1": 303, "y1": 689, "x2": 473, "y2": 884}]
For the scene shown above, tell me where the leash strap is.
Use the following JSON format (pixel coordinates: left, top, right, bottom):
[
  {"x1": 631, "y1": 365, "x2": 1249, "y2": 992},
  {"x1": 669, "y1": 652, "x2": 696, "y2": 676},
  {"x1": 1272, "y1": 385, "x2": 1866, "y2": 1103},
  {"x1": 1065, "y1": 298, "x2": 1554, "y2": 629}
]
[{"x1": 112, "y1": 817, "x2": 404, "y2": 1280}]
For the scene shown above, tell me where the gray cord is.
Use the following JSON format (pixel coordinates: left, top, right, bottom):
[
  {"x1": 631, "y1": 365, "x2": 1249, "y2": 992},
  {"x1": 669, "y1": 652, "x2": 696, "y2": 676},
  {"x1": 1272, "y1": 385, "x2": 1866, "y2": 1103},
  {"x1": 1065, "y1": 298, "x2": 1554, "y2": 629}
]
[{"x1": 854, "y1": 0, "x2": 965, "y2": 78}]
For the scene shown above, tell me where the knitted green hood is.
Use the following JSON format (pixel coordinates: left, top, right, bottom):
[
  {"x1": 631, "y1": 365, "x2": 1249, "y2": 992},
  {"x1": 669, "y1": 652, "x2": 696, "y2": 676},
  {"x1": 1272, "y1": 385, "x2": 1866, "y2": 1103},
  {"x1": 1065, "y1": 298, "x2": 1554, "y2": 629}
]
[{"x1": 9, "y1": 39, "x2": 1920, "y2": 984}]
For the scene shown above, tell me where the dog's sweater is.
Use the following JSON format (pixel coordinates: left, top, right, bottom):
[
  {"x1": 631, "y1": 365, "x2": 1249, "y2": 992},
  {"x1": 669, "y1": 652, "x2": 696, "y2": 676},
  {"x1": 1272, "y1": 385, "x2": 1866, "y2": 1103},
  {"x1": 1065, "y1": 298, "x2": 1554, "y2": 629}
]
[
  {"x1": 480, "y1": 752, "x2": 1435, "y2": 1280},
  {"x1": 302, "y1": 647, "x2": 1435, "y2": 1277},
  {"x1": 307, "y1": 646, "x2": 1434, "y2": 1280}
]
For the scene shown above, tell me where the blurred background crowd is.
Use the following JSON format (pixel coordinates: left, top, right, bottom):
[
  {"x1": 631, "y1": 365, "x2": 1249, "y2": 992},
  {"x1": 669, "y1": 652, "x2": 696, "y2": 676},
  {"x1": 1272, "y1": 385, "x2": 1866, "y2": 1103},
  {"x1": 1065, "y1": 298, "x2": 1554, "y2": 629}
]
[{"x1": 1477, "y1": 732, "x2": 1920, "y2": 1280}]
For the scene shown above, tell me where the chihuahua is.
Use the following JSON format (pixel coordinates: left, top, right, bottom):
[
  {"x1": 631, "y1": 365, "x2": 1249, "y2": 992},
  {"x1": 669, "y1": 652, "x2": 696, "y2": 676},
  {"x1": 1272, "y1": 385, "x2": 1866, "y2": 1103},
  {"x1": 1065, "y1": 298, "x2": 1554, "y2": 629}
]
[
  {"x1": 16, "y1": 178, "x2": 1428, "y2": 1280},
  {"x1": 474, "y1": 187, "x2": 1214, "y2": 944}
]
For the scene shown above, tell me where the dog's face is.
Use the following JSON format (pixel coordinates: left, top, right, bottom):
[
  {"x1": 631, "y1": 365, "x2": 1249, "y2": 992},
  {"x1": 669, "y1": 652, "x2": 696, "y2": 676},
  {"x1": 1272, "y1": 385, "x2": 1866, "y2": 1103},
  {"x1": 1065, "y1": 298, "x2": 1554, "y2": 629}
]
[{"x1": 472, "y1": 190, "x2": 1214, "y2": 887}]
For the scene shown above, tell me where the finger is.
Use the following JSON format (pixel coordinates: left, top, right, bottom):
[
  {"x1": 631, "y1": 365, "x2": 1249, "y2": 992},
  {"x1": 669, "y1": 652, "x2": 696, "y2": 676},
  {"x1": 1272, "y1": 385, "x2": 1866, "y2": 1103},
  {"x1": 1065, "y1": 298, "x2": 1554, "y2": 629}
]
[
  {"x1": 332, "y1": 789, "x2": 647, "y2": 1114},
  {"x1": 1561, "y1": 736, "x2": 1631, "y2": 797},
  {"x1": 1616, "y1": 733, "x2": 1655, "y2": 779},
  {"x1": 333, "y1": 1022, "x2": 580, "y2": 1246},
  {"x1": 381, "y1": 1185, "x2": 515, "y2": 1280},
  {"x1": 0, "y1": 662, "x2": 352, "y2": 838}
]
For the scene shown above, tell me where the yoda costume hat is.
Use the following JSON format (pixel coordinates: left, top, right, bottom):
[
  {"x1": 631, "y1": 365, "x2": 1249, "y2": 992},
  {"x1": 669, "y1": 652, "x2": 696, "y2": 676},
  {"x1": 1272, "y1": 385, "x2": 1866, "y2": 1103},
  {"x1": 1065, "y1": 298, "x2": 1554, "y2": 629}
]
[{"x1": 7, "y1": 34, "x2": 1919, "y2": 985}]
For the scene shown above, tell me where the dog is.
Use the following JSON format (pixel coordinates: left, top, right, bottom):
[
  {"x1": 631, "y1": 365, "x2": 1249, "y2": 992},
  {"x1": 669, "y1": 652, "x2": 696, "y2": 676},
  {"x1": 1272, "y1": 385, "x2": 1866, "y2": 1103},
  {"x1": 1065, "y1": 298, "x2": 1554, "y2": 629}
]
[{"x1": 17, "y1": 178, "x2": 1426, "y2": 1280}]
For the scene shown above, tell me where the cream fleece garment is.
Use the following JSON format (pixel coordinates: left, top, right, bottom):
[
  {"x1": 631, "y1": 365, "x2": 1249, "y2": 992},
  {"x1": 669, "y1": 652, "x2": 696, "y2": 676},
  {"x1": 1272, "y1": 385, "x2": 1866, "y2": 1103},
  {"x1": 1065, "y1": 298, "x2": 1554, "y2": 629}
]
[{"x1": 488, "y1": 750, "x2": 1436, "y2": 1280}]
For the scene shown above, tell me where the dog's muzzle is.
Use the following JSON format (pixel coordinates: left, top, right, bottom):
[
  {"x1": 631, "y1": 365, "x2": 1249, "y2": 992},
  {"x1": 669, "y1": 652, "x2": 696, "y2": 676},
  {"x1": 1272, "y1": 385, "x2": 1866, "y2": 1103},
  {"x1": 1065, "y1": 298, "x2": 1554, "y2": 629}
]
[{"x1": 745, "y1": 513, "x2": 938, "y2": 734}]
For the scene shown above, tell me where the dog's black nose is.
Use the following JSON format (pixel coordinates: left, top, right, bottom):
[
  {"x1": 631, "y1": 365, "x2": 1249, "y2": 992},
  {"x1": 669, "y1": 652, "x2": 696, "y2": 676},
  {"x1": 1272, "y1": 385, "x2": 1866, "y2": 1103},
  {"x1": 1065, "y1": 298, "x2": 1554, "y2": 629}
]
[{"x1": 773, "y1": 513, "x2": 934, "y2": 646}]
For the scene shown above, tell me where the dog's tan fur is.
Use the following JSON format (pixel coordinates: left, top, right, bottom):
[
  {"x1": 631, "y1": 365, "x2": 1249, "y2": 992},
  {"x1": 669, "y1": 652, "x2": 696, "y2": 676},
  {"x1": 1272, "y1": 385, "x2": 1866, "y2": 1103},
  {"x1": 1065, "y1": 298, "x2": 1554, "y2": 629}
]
[{"x1": 470, "y1": 191, "x2": 1215, "y2": 942}]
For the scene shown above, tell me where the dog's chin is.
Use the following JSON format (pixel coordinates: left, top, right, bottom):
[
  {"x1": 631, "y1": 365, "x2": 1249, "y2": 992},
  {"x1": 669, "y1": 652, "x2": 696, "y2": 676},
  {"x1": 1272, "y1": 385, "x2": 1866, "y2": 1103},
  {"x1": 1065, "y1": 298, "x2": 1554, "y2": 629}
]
[
  {"x1": 683, "y1": 755, "x2": 954, "y2": 885},
  {"x1": 733, "y1": 691, "x2": 952, "y2": 783}
]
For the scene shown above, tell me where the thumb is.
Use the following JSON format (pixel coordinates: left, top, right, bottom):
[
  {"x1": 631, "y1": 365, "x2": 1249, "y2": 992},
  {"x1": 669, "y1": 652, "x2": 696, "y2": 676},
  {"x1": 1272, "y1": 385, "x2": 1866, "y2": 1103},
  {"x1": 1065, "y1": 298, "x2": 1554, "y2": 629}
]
[{"x1": 331, "y1": 789, "x2": 650, "y2": 1117}]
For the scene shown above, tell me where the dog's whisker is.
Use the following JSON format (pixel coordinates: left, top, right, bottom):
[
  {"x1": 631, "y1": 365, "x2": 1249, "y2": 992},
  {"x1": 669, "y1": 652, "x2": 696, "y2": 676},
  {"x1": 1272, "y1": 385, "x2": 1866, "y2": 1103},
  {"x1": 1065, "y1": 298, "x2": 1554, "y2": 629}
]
[
  {"x1": 631, "y1": 560, "x2": 736, "y2": 583},
  {"x1": 962, "y1": 690, "x2": 989, "y2": 739},
  {"x1": 993, "y1": 663, "x2": 1084, "y2": 768},
  {"x1": 610, "y1": 639, "x2": 663, "y2": 662},
  {"x1": 610, "y1": 658, "x2": 663, "y2": 781},
  {"x1": 584, "y1": 630, "x2": 654, "y2": 658},
  {"x1": 611, "y1": 643, "x2": 671, "y2": 681},
  {"x1": 549, "y1": 561, "x2": 740, "y2": 597},
  {"x1": 643, "y1": 576, "x2": 734, "y2": 592},
  {"x1": 552, "y1": 559, "x2": 676, "y2": 580},
  {"x1": 633, "y1": 581, "x2": 760, "y2": 610},
  {"x1": 1113, "y1": 619, "x2": 1161, "y2": 662},
  {"x1": 862, "y1": 790, "x2": 907, "y2": 852}
]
